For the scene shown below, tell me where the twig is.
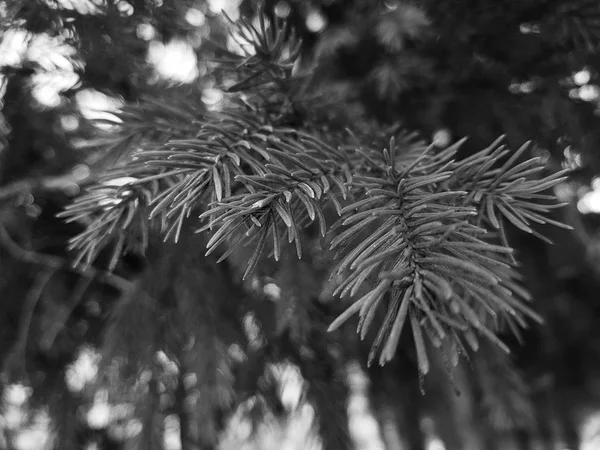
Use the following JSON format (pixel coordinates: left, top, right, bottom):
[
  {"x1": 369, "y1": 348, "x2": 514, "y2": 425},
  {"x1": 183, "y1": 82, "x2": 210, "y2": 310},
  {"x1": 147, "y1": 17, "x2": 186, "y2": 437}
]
[
  {"x1": 0, "y1": 224, "x2": 160, "y2": 356},
  {"x1": 2, "y1": 268, "x2": 55, "y2": 377},
  {"x1": 0, "y1": 172, "x2": 91, "y2": 202},
  {"x1": 0, "y1": 224, "x2": 132, "y2": 291},
  {"x1": 39, "y1": 275, "x2": 94, "y2": 351}
]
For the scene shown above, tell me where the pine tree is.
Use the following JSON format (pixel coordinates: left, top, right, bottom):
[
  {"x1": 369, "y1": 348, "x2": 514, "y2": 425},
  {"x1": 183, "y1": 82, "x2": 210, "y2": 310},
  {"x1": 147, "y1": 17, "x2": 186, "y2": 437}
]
[{"x1": 2, "y1": 1, "x2": 600, "y2": 449}]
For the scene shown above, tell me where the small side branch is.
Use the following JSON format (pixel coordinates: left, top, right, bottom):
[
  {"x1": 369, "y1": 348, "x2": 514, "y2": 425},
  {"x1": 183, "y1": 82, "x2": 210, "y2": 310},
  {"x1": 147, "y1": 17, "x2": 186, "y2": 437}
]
[
  {"x1": 2, "y1": 268, "x2": 55, "y2": 378},
  {"x1": 0, "y1": 172, "x2": 90, "y2": 202},
  {"x1": 0, "y1": 224, "x2": 132, "y2": 292}
]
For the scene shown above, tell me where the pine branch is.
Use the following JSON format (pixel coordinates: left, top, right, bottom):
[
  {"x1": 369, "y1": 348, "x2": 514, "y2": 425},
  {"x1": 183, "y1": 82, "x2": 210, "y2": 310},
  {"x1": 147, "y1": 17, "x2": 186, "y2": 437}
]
[
  {"x1": 60, "y1": 117, "x2": 570, "y2": 373},
  {"x1": 446, "y1": 138, "x2": 572, "y2": 246},
  {"x1": 326, "y1": 136, "x2": 569, "y2": 370},
  {"x1": 217, "y1": 8, "x2": 303, "y2": 94},
  {"x1": 57, "y1": 11, "x2": 573, "y2": 373},
  {"x1": 60, "y1": 108, "x2": 353, "y2": 274},
  {"x1": 81, "y1": 93, "x2": 203, "y2": 167},
  {"x1": 57, "y1": 173, "x2": 156, "y2": 269}
]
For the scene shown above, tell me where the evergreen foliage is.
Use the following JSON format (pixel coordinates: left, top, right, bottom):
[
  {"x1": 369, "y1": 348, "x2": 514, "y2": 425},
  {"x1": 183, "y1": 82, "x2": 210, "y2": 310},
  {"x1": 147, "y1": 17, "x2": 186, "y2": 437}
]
[
  {"x1": 58, "y1": 8, "x2": 569, "y2": 374},
  {"x1": 2, "y1": 1, "x2": 600, "y2": 450}
]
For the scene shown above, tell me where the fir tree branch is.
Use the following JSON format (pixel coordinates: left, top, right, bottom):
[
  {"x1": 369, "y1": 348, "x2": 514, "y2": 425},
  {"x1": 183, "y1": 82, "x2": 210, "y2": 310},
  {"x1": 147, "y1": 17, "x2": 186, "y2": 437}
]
[
  {"x1": 218, "y1": 8, "x2": 303, "y2": 94},
  {"x1": 56, "y1": 10, "x2": 573, "y2": 373},
  {"x1": 60, "y1": 109, "x2": 353, "y2": 273},
  {"x1": 445, "y1": 139, "x2": 573, "y2": 245},
  {"x1": 327, "y1": 136, "x2": 569, "y2": 369},
  {"x1": 82, "y1": 93, "x2": 203, "y2": 166}
]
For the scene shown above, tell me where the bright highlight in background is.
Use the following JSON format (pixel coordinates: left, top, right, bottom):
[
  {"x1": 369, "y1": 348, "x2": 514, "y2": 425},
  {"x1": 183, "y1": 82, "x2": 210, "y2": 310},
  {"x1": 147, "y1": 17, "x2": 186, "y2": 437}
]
[
  {"x1": 148, "y1": 39, "x2": 199, "y2": 83},
  {"x1": 578, "y1": 177, "x2": 600, "y2": 214},
  {"x1": 574, "y1": 69, "x2": 591, "y2": 86},
  {"x1": 208, "y1": 0, "x2": 242, "y2": 19},
  {"x1": 306, "y1": 10, "x2": 327, "y2": 33},
  {"x1": 76, "y1": 89, "x2": 123, "y2": 124}
]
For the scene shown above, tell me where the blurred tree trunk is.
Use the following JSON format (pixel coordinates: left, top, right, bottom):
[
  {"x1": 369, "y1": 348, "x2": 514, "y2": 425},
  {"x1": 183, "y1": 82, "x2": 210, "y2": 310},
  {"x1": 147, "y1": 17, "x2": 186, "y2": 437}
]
[
  {"x1": 368, "y1": 357, "x2": 425, "y2": 450},
  {"x1": 175, "y1": 369, "x2": 196, "y2": 450},
  {"x1": 301, "y1": 338, "x2": 352, "y2": 450},
  {"x1": 421, "y1": 355, "x2": 485, "y2": 450}
]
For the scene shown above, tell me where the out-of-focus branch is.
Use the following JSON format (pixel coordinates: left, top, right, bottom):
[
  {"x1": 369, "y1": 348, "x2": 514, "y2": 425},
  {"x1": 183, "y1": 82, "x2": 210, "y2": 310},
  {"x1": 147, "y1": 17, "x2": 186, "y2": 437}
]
[
  {"x1": 0, "y1": 223, "x2": 159, "y2": 365},
  {"x1": 2, "y1": 267, "x2": 55, "y2": 377},
  {"x1": 0, "y1": 223, "x2": 132, "y2": 292},
  {"x1": 39, "y1": 275, "x2": 94, "y2": 351},
  {"x1": 0, "y1": 172, "x2": 91, "y2": 202}
]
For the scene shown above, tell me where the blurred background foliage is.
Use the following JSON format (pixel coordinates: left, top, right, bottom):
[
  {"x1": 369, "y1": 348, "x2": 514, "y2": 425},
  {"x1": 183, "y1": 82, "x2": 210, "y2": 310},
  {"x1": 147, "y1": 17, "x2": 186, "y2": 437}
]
[{"x1": 2, "y1": 1, "x2": 600, "y2": 449}]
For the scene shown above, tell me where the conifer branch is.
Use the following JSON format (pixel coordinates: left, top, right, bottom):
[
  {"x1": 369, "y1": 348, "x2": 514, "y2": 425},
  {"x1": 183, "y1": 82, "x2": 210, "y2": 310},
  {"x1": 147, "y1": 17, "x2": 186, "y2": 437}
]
[
  {"x1": 60, "y1": 108, "x2": 353, "y2": 273},
  {"x1": 57, "y1": 10, "x2": 573, "y2": 373},
  {"x1": 445, "y1": 138, "x2": 572, "y2": 246},
  {"x1": 218, "y1": 7, "x2": 303, "y2": 94},
  {"x1": 83, "y1": 93, "x2": 203, "y2": 166},
  {"x1": 327, "y1": 136, "x2": 569, "y2": 370}
]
